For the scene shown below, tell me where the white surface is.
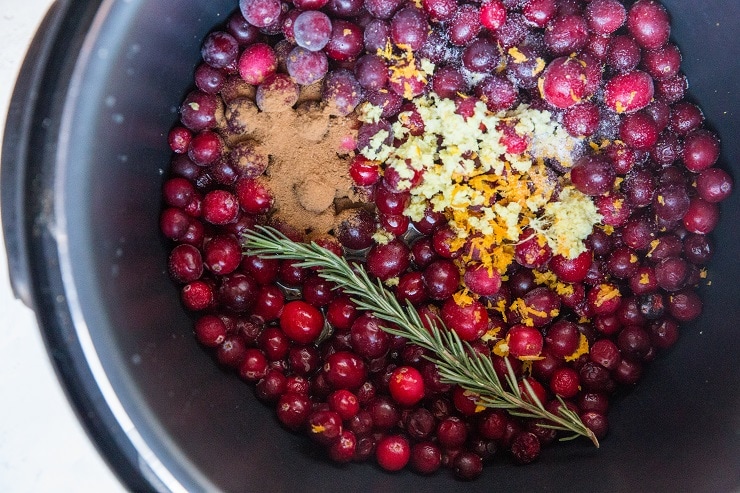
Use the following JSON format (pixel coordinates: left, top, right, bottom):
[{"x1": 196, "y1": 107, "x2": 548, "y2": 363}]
[{"x1": 0, "y1": 1, "x2": 127, "y2": 491}]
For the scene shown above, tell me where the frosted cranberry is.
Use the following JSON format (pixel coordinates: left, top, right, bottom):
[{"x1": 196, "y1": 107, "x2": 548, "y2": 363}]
[
  {"x1": 475, "y1": 74, "x2": 519, "y2": 111},
  {"x1": 604, "y1": 71, "x2": 654, "y2": 114},
  {"x1": 376, "y1": 435, "x2": 410, "y2": 471},
  {"x1": 521, "y1": 0, "x2": 556, "y2": 27},
  {"x1": 447, "y1": 4, "x2": 481, "y2": 46},
  {"x1": 285, "y1": 46, "x2": 329, "y2": 85},
  {"x1": 430, "y1": 66, "x2": 467, "y2": 100},
  {"x1": 277, "y1": 392, "x2": 311, "y2": 430},
  {"x1": 585, "y1": 0, "x2": 626, "y2": 34},
  {"x1": 696, "y1": 167, "x2": 733, "y2": 203},
  {"x1": 511, "y1": 432, "x2": 540, "y2": 464},
  {"x1": 668, "y1": 101, "x2": 703, "y2": 136},
  {"x1": 620, "y1": 111, "x2": 658, "y2": 150},
  {"x1": 437, "y1": 416, "x2": 468, "y2": 449},
  {"x1": 323, "y1": 69, "x2": 364, "y2": 116},
  {"x1": 390, "y1": 6, "x2": 429, "y2": 51},
  {"x1": 353, "y1": 56, "x2": 388, "y2": 92},
  {"x1": 495, "y1": 13, "x2": 531, "y2": 49},
  {"x1": 363, "y1": 19, "x2": 391, "y2": 53},
  {"x1": 682, "y1": 130, "x2": 720, "y2": 172},
  {"x1": 682, "y1": 197, "x2": 719, "y2": 234},
  {"x1": 480, "y1": 0, "x2": 507, "y2": 30},
  {"x1": 627, "y1": 0, "x2": 670, "y2": 50},
  {"x1": 180, "y1": 90, "x2": 221, "y2": 132},
  {"x1": 586, "y1": 32, "x2": 610, "y2": 60},
  {"x1": 667, "y1": 289, "x2": 702, "y2": 322},
  {"x1": 280, "y1": 300, "x2": 324, "y2": 344},
  {"x1": 540, "y1": 56, "x2": 592, "y2": 109},
  {"x1": 616, "y1": 325, "x2": 651, "y2": 361},
  {"x1": 642, "y1": 43, "x2": 681, "y2": 81},
  {"x1": 563, "y1": 102, "x2": 600, "y2": 137},
  {"x1": 364, "y1": 0, "x2": 404, "y2": 19},
  {"x1": 421, "y1": 0, "x2": 455, "y2": 21},
  {"x1": 680, "y1": 235, "x2": 712, "y2": 267},
  {"x1": 571, "y1": 155, "x2": 615, "y2": 196},
  {"x1": 238, "y1": 43, "x2": 277, "y2": 85},
  {"x1": 656, "y1": 73, "x2": 687, "y2": 103},
  {"x1": 350, "y1": 313, "x2": 390, "y2": 360},
  {"x1": 325, "y1": 20, "x2": 364, "y2": 61},
  {"x1": 544, "y1": 14, "x2": 588, "y2": 56},
  {"x1": 607, "y1": 35, "x2": 641, "y2": 73},
  {"x1": 292, "y1": 11, "x2": 332, "y2": 52},
  {"x1": 201, "y1": 31, "x2": 239, "y2": 70},
  {"x1": 325, "y1": 0, "x2": 363, "y2": 17},
  {"x1": 422, "y1": 259, "x2": 460, "y2": 300},
  {"x1": 324, "y1": 351, "x2": 367, "y2": 390}
]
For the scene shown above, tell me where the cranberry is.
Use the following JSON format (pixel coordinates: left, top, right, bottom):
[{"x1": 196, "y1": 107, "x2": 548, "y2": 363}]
[
  {"x1": 437, "y1": 416, "x2": 468, "y2": 449},
  {"x1": 410, "y1": 441, "x2": 442, "y2": 474},
  {"x1": 307, "y1": 409, "x2": 343, "y2": 445},
  {"x1": 453, "y1": 451, "x2": 483, "y2": 480},
  {"x1": 422, "y1": 259, "x2": 460, "y2": 300},
  {"x1": 510, "y1": 432, "x2": 541, "y2": 464},
  {"x1": 277, "y1": 392, "x2": 312, "y2": 430},
  {"x1": 627, "y1": 0, "x2": 671, "y2": 50},
  {"x1": 324, "y1": 351, "x2": 367, "y2": 390},
  {"x1": 682, "y1": 129, "x2": 721, "y2": 172},
  {"x1": 387, "y1": 366, "x2": 425, "y2": 407},
  {"x1": 682, "y1": 197, "x2": 719, "y2": 234},
  {"x1": 366, "y1": 240, "x2": 411, "y2": 281},
  {"x1": 441, "y1": 298, "x2": 489, "y2": 341},
  {"x1": 280, "y1": 300, "x2": 325, "y2": 344},
  {"x1": 696, "y1": 167, "x2": 733, "y2": 203},
  {"x1": 350, "y1": 313, "x2": 391, "y2": 360},
  {"x1": 506, "y1": 325, "x2": 544, "y2": 359},
  {"x1": 181, "y1": 280, "x2": 214, "y2": 311},
  {"x1": 375, "y1": 435, "x2": 410, "y2": 472},
  {"x1": 544, "y1": 14, "x2": 589, "y2": 56},
  {"x1": 550, "y1": 251, "x2": 593, "y2": 283},
  {"x1": 585, "y1": 0, "x2": 626, "y2": 34}
]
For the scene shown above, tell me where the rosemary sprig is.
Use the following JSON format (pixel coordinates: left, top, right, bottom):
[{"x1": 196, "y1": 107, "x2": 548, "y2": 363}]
[{"x1": 243, "y1": 225, "x2": 599, "y2": 447}]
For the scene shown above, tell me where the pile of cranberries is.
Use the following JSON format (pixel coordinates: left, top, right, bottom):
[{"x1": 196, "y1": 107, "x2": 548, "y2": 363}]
[{"x1": 160, "y1": 0, "x2": 733, "y2": 481}]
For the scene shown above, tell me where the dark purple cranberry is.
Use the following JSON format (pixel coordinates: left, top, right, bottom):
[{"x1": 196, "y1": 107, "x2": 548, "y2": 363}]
[
  {"x1": 350, "y1": 313, "x2": 391, "y2": 360},
  {"x1": 436, "y1": 416, "x2": 468, "y2": 449},
  {"x1": 580, "y1": 411, "x2": 609, "y2": 439},
  {"x1": 510, "y1": 432, "x2": 541, "y2": 464},
  {"x1": 335, "y1": 209, "x2": 375, "y2": 250},
  {"x1": 453, "y1": 452, "x2": 483, "y2": 480},
  {"x1": 422, "y1": 259, "x2": 460, "y2": 300},
  {"x1": 218, "y1": 273, "x2": 258, "y2": 312},
  {"x1": 364, "y1": 0, "x2": 405, "y2": 20},
  {"x1": 696, "y1": 168, "x2": 733, "y2": 204},
  {"x1": 368, "y1": 396, "x2": 401, "y2": 431},
  {"x1": 410, "y1": 441, "x2": 442, "y2": 474}
]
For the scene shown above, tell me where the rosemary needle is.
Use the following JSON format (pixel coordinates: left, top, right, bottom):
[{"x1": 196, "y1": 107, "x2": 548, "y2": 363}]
[{"x1": 243, "y1": 225, "x2": 599, "y2": 447}]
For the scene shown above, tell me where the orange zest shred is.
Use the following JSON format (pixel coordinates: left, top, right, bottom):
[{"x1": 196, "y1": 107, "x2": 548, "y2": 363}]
[
  {"x1": 594, "y1": 284, "x2": 621, "y2": 307},
  {"x1": 564, "y1": 333, "x2": 590, "y2": 362}
]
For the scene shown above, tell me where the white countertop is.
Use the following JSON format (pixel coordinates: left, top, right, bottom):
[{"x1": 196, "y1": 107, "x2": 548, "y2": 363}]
[{"x1": 0, "y1": 1, "x2": 127, "y2": 491}]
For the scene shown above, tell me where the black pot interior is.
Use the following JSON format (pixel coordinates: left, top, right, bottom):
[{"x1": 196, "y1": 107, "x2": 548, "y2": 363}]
[{"x1": 4, "y1": 0, "x2": 740, "y2": 491}]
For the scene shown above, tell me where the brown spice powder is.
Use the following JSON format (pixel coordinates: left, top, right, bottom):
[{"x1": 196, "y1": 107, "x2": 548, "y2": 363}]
[{"x1": 221, "y1": 98, "x2": 360, "y2": 236}]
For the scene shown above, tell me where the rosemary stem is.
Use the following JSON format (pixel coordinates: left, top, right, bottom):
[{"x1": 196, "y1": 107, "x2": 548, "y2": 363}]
[{"x1": 243, "y1": 225, "x2": 598, "y2": 447}]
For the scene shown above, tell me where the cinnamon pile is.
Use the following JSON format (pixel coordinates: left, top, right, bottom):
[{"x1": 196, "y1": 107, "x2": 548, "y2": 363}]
[{"x1": 221, "y1": 92, "x2": 361, "y2": 237}]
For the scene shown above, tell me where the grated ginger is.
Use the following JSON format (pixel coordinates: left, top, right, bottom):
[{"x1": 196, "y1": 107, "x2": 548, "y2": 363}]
[{"x1": 358, "y1": 93, "x2": 600, "y2": 274}]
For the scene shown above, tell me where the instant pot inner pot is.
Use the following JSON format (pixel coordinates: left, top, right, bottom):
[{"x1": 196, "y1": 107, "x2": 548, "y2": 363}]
[{"x1": 25, "y1": 0, "x2": 740, "y2": 491}]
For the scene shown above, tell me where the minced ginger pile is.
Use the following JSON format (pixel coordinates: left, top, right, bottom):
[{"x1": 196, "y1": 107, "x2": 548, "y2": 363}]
[{"x1": 358, "y1": 93, "x2": 602, "y2": 276}]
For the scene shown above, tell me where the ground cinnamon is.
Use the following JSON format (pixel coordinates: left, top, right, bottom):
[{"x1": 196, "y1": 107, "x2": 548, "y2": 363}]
[{"x1": 221, "y1": 95, "x2": 361, "y2": 237}]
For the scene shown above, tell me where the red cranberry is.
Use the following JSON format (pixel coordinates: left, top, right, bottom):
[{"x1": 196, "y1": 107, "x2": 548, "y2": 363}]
[
  {"x1": 280, "y1": 300, "x2": 325, "y2": 344},
  {"x1": 510, "y1": 432, "x2": 541, "y2": 464},
  {"x1": 627, "y1": 0, "x2": 671, "y2": 50},
  {"x1": 375, "y1": 435, "x2": 410, "y2": 472},
  {"x1": 324, "y1": 351, "x2": 367, "y2": 390}
]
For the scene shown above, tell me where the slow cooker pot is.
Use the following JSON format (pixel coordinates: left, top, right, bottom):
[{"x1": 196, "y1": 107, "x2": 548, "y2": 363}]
[{"x1": 2, "y1": 0, "x2": 739, "y2": 491}]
